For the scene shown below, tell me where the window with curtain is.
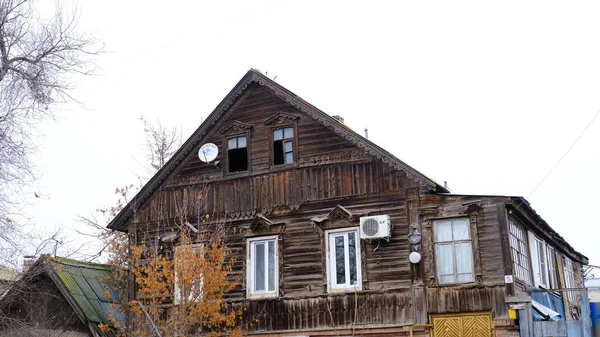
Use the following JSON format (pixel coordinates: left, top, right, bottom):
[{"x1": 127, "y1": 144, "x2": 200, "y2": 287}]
[
  {"x1": 509, "y1": 218, "x2": 532, "y2": 284},
  {"x1": 326, "y1": 227, "x2": 362, "y2": 292},
  {"x1": 434, "y1": 218, "x2": 474, "y2": 284},
  {"x1": 247, "y1": 236, "x2": 278, "y2": 298}
]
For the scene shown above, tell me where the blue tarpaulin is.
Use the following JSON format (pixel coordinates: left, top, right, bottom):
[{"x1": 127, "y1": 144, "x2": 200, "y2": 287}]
[{"x1": 526, "y1": 286, "x2": 566, "y2": 321}]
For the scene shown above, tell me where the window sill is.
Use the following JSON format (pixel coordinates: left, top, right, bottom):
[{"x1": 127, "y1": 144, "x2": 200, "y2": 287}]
[
  {"x1": 327, "y1": 285, "x2": 362, "y2": 294},
  {"x1": 247, "y1": 292, "x2": 278, "y2": 300},
  {"x1": 270, "y1": 162, "x2": 298, "y2": 171}
]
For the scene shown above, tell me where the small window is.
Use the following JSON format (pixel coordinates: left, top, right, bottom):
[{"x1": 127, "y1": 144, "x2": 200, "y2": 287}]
[
  {"x1": 326, "y1": 228, "x2": 362, "y2": 292},
  {"x1": 174, "y1": 244, "x2": 203, "y2": 304},
  {"x1": 228, "y1": 136, "x2": 248, "y2": 172},
  {"x1": 247, "y1": 236, "x2": 278, "y2": 298},
  {"x1": 434, "y1": 218, "x2": 474, "y2": 284},
  {"x1": 273, "y1": 127, "x2": 294, "y2": 165}
]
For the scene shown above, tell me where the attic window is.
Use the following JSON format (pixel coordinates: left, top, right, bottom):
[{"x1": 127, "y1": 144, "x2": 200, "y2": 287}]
[
  {"x1": 228, "y1": 136, "x2": 247, "y2": 172},
  {"x1": 273, "y1": 127, "x2": 294, "y2": 165}
]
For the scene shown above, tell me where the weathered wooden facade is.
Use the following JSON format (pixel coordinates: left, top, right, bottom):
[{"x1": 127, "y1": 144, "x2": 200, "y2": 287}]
[{"x1": 108, "y1": 69, "x2": 588, "y2": 336}]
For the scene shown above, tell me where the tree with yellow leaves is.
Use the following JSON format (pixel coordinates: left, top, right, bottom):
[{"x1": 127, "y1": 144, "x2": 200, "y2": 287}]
[{"x1": 90, "y1": 119, "x2": 244, "y2": 337}]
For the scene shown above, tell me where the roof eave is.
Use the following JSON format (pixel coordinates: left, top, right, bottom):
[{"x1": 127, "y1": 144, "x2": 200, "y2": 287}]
[{"x1": 107, "y1": 69, "x2": 447, "y2": 231}]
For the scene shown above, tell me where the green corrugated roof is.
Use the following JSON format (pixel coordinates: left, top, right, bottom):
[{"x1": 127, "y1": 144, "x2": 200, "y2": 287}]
[
  {"x1": 0, "y1": 266, "x2": 17, "y2": 281},
  {"x1": 46, "y1": 257, "x2": 124, "y2": 327}
]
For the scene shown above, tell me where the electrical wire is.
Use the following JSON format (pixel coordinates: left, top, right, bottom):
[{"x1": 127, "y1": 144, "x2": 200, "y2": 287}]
[
  {"x1": 508, "y1": 109, "x2": 600, "y2": 215},
  {"x1": 526, "y1": 109, "x2": 600, "y2": 199}
]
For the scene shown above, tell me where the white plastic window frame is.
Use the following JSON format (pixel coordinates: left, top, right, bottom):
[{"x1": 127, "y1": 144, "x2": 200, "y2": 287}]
[
  {"x1": 325, "y1": 227, "x2": 362, "y2": 293},
  {"x1": 528, "y1": 232, "x2": 549, "y2": 288},
  {"x1": 246, "y1": 236, "x2": 279, "y2": 299}
]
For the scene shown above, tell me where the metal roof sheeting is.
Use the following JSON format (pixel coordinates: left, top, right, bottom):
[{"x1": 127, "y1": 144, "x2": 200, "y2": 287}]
[{"x1": 46, "y1": 257, "x2": 123, "y2": 327}]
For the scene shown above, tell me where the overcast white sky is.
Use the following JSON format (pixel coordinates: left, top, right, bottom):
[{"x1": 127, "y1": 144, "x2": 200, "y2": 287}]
[{"x1": 23, "y1": 1, "x2": 600, "y2": 265}]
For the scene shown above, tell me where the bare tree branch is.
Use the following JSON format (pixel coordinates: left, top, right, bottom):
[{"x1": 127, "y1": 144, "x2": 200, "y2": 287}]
[{"x1": 0, "y1": 0, "x2": 101, "y2": 265}]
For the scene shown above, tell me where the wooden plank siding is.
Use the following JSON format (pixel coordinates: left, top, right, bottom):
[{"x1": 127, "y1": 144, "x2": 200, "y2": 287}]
[
  {"x1": 135, "y1": 160, "x2": 407, "y2": 224},
  {"x1": 122, "y1": 76, "x2": 588, "y2": 335},
  {"x1": 419, "y1": 195, "x2": 511, "y2": 320}
]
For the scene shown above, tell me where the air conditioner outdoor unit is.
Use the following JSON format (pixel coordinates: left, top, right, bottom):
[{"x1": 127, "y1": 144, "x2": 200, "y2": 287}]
[{"x1": 360, "y1": 215, "x2": 391, "y2": 240}]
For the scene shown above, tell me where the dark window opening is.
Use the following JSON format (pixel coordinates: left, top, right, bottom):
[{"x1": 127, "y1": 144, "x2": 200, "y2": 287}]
[
  {"x1": 273, "y1": 127, "x2": 294, "y2": 165},
  {"x1": 228, "y1": 136, "x2": 248, "y2": 172}
]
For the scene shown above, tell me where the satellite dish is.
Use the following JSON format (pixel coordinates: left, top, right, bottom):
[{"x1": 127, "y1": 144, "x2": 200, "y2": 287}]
[{"x1": 198, "y1": 143, "x2": 218, "y2": 163}]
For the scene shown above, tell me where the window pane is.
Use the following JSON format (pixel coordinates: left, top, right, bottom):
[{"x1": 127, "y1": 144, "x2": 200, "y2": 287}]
[
  {"x1": 273, "y1": 140, "x2": 284, "y2": 165},
  {"x1": 268, "y1": 241, "x2": 275, "y2": 292},
  {"x1": 452, "y1": 219, "x2": 469, "y2": 240},
  {"x1": 237, "y1": 136, "x2": 246, "y2": 148},
  {"x1": 274, "y1": 129, "x2": 283, "y2": 141},
  {"x1": 335, "y1": 236, "x2": 346, "y2": 285},
  {"x1": 435, "y1": 221, "x2": 453, "y2": 242},
  {"x1": 348, "y1": 232, "x2": 357, "y2": 285},
  {"x1": 455, "y1": 242, "x2": 473, "y2": 276},
  {"x1": 436, "y1": 243, "x2": 454, "y2": 283},
  {"x1": 255, "y1": 243, "x2": 265, "y2": 291},
  {"x1": 228, "y1": 138, "x2": 237, "y2": 149},
  {"x1": 285, "y1": 152, "x2": 294, "y2": 164},
  {"x1": 284, "y1": 127, "x2": 293, "y2": 139},
  {"x1": 284, "y1": 140, "x2": 293, "y2": 152},
  {"x1": 440, "y1": 275, "x2": 455, "y2": 283}
]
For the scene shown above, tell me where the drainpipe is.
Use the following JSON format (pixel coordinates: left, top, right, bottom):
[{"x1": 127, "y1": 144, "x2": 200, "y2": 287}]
[{"x1": 409, "y1": 323, "x2": 433, "y2": 337}]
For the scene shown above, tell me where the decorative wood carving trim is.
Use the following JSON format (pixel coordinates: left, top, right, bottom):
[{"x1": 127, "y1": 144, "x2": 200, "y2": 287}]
[
  {"x1": 327, "y1": 205, "x2": 355, "y2": 222},
  {"x1": 419, "y1": 207, "x2": 438, "y2": 219},
  {"x1": 219, "y1": 120, "x2": 252, "y2": 135},
  {"x1": 250, "y1": 214, "x2": 273, "y2": 231},
  {"x1": 460, "y1": 201, "x2": 482, "y2": 215},
  {"x1": 263, "y1": 111, "x2": 299, "y2": 126},
  {"x1": 254, "y1": 72, "x2": 438, "y2": 191},
  {"x1": 240, "y1": 214, "x2": 285, "y2": 236},
  {"x1": 311, "y1": 205, "x2": 358, "y2": 235},
  {"x1": 298, "y1": 150, "x2": 367, "y2": 166},
  {"x1": 109, "y1": 69, "x2": 442, "y2": 231}
]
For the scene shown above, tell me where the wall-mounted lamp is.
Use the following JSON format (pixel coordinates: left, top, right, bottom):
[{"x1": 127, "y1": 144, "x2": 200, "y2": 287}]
[
  {"x1": 409, "y1": 247, "x2": 422, "y2": 264},
  {"x1": 407, "y1": 224, "x2": 422, "y2": 244}
]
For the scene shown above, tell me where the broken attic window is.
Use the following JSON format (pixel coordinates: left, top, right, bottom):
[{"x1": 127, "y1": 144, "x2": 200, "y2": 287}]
[
  {"x1": 273, "y1": 127, "x2": 294, "y2": 165},
  {"x1": 228, "y1": 136, "x2": 247, "y2": 172}
]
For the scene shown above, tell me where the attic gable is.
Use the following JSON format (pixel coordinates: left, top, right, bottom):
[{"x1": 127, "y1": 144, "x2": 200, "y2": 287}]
[{"x1": 108, "y1": 69, "x2": 446, "y2": 231}]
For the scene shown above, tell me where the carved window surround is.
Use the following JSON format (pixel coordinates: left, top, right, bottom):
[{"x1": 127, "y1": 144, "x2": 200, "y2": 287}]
[
  {"x1": 240, "y1": 214, "x2": 285, "y2": 237},
  {"x1": 264, "y1": 112, "x2": 299, "y2": 169},
  {"x1": 310, "y1": 205, "x2": 367, "y2": 293},
  {"x1": 419, "y1": 201, "x2": 483, "y2": 286},
  {"x1": 220, "y1": 120, "x2": 253, "y2": 175},
  {"x1": 310, "y1": 205, "x2": 358, "y2": 237}
]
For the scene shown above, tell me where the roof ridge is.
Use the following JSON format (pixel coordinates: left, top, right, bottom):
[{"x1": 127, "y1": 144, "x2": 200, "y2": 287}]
[{"x1": 47, "y1": 256, "x2": 111, "y2": 270}]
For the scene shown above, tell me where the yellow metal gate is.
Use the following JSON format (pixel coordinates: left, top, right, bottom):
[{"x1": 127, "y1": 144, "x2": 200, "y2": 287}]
[{"x1": 430, "y1": 312, "x2": 493, "y2": 337}]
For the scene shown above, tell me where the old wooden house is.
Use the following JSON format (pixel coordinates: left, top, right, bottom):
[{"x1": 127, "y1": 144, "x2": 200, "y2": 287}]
[
  {"x1": 107, "y1": 69, "x2": 588, "y2": 336},
  {"x1": 0, "y1": 256, "x2": 123, "y2": 337}
]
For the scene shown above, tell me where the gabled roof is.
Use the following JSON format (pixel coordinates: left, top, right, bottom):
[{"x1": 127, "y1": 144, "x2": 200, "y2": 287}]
[
  {"x1": 3, "y1": 256, "x2": 123, "y2": 337},
  {"x1": 108, "y1": 69, "x2": 448, "y2": 231}
]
